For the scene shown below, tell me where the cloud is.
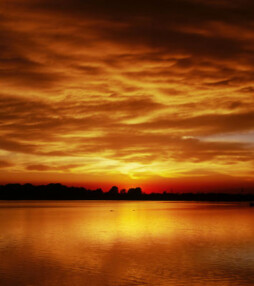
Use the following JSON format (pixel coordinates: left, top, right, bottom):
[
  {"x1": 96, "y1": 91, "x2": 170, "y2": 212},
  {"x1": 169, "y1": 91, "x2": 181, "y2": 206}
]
[
  {"x1": 0, "y1": 160, "x2": 14, "y2": 168},
  {"x1": 26, "y1": 164, "x2": 51, "y2": 171},
  {"x1": 0, "y1": 0, "x2": 254, "y2": 189},
  {"x1": 133, "y1": 111, "x2": 254, "y2": 135},
  {"x1": 26, "y1": 163, "x2": 81, "y2": 171}
]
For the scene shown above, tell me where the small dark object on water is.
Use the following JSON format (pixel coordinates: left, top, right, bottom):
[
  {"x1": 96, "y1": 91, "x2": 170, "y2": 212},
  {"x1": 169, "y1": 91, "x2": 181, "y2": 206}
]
[{"x1": 250, "y1": 202, "x2": 254, "y2": 207}]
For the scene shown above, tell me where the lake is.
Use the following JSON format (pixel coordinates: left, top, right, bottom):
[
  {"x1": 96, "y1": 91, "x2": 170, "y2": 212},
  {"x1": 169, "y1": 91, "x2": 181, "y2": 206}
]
[{"x1": 0, "y1": 201, "x2": 254, "y2": 286}]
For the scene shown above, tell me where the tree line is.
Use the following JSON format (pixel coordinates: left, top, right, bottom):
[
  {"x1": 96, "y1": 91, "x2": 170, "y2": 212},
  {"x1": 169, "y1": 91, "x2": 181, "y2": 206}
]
[{"x1": 0, "y1": 183, "x2": 254, "y2": 201}]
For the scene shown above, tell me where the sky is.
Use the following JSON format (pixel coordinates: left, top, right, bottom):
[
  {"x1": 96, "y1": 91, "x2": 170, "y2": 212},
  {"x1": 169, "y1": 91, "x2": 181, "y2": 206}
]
[{"x1": 0, "y1": 0, "x2": 254, "y2": 192}]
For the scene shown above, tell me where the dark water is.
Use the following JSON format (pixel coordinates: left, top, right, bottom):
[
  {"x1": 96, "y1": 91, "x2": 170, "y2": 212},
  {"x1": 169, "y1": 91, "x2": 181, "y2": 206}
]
[{"x1": 0, "y1": 201, "x2": 254, "y2": 286}]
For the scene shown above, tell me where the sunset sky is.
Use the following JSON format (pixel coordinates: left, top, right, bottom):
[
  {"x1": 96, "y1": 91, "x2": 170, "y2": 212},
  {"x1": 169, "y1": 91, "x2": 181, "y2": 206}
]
[{"x1": 0, "y1": 0, "x2": 254, "y2": 192}]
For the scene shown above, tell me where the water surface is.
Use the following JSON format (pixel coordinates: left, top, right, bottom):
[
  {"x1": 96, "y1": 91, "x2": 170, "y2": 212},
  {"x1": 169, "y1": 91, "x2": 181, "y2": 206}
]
[{"x1": 0, "y1": 201, "x2": 254, "y2": 285}]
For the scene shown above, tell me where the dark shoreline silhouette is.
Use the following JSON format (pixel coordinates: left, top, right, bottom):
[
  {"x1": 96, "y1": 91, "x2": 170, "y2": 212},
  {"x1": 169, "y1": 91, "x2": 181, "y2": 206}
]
[{"x1": 0, "y1": 183, "x2": 254, "y2": 201}]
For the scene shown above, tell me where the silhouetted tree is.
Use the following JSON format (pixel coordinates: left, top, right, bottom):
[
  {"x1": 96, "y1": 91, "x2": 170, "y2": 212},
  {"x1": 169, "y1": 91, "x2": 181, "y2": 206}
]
[
  {"x1": 120, "y1": 189, "x2": 126, "y2": 195},
  {"x1": 127, "y1": 187, "x2": 142, "y2": 199},
  {"x1": 106, "y1": 186, "x2": 119, "y2": 198}
]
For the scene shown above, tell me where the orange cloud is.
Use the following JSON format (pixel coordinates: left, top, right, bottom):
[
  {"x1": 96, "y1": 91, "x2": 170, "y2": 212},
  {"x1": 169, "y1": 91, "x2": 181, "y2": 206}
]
[{"x1": 0, "y1": 0, "x2": 254, "y2": 191}]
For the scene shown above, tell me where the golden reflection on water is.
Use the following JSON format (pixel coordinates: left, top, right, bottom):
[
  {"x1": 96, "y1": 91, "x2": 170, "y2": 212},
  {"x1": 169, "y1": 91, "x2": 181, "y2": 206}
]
[
  {"x1": 77, "y1": 202, "x2": 176, "y2": 243},
  {"x1": 0, "y1": 201, "x2": 254, "y2": 286}
]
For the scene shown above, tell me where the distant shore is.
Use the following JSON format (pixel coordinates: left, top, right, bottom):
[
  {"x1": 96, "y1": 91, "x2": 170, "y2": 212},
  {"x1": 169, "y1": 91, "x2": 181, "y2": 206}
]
[{"x1": 0, "y1": 183, "x2": 254, "y2": 202}]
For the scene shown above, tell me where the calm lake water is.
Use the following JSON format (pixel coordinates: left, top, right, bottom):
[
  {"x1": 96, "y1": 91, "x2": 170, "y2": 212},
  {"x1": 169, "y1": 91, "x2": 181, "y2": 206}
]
[{"x1": 0, "y1": 201, "x2": 254, "y2": 286}]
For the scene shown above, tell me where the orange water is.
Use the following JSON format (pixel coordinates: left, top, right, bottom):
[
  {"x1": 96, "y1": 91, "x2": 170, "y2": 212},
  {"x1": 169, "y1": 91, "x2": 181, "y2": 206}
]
[{"x1": 0, "y1": 201, "x2": 254, "y2": 285}]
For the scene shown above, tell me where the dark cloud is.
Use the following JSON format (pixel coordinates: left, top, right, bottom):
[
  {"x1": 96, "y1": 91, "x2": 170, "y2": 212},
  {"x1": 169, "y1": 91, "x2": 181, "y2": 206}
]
[
  {"x1": 0, "y1": 138, "x2": 37, "y2": 154},
  {"x1": 0, "y1": 160, "x2": 14, "y2": 168},
  {"x1": 26, "y1": 164, "x2": 51, "y2": 171},
  {"x1": 26, "y1": 163, "x2": 81, "y2": 171}
]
